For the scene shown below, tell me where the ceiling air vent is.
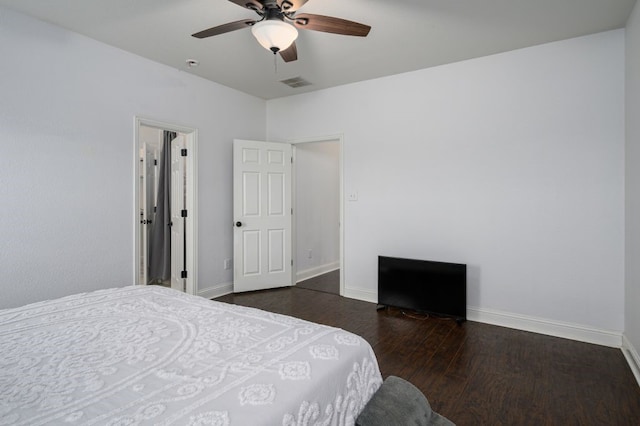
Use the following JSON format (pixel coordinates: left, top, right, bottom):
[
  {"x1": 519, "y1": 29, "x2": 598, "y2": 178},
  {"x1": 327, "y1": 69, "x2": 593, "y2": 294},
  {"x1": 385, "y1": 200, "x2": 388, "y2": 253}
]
[{"x1": 280, "y1": 76, "x2": 312, "y2": 88}]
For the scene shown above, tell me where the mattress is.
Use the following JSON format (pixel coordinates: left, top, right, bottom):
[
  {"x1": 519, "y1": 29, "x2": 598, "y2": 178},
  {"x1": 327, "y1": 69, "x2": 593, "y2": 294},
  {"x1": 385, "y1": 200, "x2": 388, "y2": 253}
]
[{"x1": 0, "y1": 286, "x2": 382, "y2": 425}]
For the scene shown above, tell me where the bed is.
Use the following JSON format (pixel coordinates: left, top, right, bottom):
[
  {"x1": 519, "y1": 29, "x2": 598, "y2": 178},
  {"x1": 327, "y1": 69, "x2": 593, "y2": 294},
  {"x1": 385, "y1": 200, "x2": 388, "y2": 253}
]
[{"x1": 0, "y1": 286, "x2": 382, "y2": 425}]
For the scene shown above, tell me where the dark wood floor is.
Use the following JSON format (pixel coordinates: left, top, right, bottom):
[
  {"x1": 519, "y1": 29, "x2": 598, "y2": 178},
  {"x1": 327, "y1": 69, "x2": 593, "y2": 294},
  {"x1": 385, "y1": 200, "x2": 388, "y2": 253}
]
[
  {"x1": 216, "y1": 286, "x2": 640, "y2": 425},
  {"x1": 296, "y1": 269, "x2": 340, "y2": 295}
]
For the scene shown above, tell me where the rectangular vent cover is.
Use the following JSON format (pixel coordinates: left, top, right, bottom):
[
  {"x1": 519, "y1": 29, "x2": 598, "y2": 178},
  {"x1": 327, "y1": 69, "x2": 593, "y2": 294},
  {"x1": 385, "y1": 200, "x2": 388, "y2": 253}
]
[{"x1": 280, "y1": 76, "x2": 312, "y2": 88}]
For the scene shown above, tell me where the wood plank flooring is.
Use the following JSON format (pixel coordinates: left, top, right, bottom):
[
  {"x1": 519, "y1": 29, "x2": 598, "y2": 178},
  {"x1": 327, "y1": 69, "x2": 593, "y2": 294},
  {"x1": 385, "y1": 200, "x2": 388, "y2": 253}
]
[
  {"x1": 216, "y1": 286, "x2": 640, "y2": 425},
  {"x1": 295, "y1": 269, "x2": 340, "y2": 295}
]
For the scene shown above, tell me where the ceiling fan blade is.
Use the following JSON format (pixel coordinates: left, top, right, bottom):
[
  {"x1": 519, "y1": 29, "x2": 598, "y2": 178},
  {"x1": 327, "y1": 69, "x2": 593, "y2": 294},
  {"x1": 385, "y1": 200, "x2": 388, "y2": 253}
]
[
  {"x1": 293, "y1": 14, "x2": 371, "y2": 37},
  {"x1": 278, "y1": 0, "x2": 309, "y2": 12},
  {"x1": 227, "y1": 0, "x2": 264, "y2": 11},
  {"x1": 192, "y1": 19, "x2": 256, "y2": 39},
  {"x1": 279, "y1": 42, "x2": 298, "y2": 62}
]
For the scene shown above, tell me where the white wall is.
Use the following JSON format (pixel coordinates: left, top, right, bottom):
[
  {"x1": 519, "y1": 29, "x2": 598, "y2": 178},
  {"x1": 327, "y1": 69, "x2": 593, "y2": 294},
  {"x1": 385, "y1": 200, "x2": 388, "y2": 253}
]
[
  {"x1": 294, "y1": 141, "x2": 340, "y2": 280},
  {"x1": 267, "y1": 30, "x2": 625, "y2": 334},
  {"x1": 625, "y1": 1, "x2": 640, "y2": 368},
  {"x1": 0, "y1": 7, "x2": 266, "y2": 308}
]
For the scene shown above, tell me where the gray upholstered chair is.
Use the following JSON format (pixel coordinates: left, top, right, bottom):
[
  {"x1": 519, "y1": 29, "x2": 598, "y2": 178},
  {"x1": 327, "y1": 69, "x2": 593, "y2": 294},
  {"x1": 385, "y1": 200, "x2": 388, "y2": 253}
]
[{"x1": 356, "y1": 376, "x2": 455, "y2": 426}]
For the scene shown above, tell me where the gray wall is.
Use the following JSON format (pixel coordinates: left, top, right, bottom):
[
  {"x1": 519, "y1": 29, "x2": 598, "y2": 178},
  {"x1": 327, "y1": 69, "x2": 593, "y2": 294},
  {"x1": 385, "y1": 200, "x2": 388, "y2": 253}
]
[
  {"x1": 0, "y1": 7, "x2": 266, "y2": 308},
  {"x1": 625, "y1": 1, "x2": 640, "y2": 363},
  {"x1": 268, "y1": 30, "x2": 625, "y2": 341},
  {"x1": 294, "y1": 141, "x2": 341, "y2": 281}
]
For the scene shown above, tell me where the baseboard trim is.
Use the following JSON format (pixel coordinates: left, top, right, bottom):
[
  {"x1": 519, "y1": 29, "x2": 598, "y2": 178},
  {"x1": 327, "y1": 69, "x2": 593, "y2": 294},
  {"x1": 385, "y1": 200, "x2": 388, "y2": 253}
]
[
  {"x1": 467, "y1": 306, "x2": 622, "y2": 348},
  {"x1": 198, "y1": 282, "x2": 233, "y2": 300},
  {"x1": 343, "y1": 286, "x2": 377, "y2": 304},
  {"x1": 296, "y1": 262, "x2": 340, "y2": 283},
  {"x1": 340, "y1": 294, "x2": 622, "y2": 348},
  {"x1": 622, "y1": 334, "x2": 640, "y2": 387}
]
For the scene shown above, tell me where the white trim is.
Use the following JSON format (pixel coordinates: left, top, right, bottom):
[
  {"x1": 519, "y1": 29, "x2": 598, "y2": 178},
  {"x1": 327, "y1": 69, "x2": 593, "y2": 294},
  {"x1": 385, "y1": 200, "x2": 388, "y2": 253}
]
[
  {"x1": 185, "y1": 130, "x2": 199, "y2": 296},
  {"x1": 133, "y1": 116, "x2": 198, "y2": 296},
  {"x1": 343, "y1": 286, "x2": 377, "y2": 304},
  {"x1": 289, "y1": 134, "x2": 345, "y2": 296},
  {"x1": 296, "y1": 262, "x2": 340, "y2": 283},
  {"x1": 198, "y1": 282, "x2": 233, "y2": 300},
  {"x1": 467, "y1": 306, "x2": 622, "y2": 348},
  {"x1": 622, "y1": 334, "x2": 640, "y2": 387}
]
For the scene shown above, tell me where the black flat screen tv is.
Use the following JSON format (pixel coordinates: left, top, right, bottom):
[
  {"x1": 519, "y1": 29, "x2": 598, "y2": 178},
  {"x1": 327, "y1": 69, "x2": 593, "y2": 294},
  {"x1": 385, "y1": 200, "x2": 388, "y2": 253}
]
[{"x1": 378, "y1": 256, "x2": 466, "y2": 321}]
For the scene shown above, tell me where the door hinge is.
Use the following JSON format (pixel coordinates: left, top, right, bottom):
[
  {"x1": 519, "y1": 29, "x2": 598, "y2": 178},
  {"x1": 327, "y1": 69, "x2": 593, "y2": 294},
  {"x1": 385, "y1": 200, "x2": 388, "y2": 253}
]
[
  {"x1": 291, "y1": 259, "x2": 293, "y2": 266},
  {"x1": 181, "y1": 148, "x2": 188, "y2": 157},
  {"x1": 181, "y1": 209, "x2": 188, "y2": 218},
  {"x1": 181, "y1": 270, "x2": 188, "y2": 278},
  {"x1": 291, "y1": 156, "x2": 293, "y2": 163},
  {"x1": 291, "y1": 208, "x2": 293, "y2": 215},
  {"x1": 154, "y1": 159, "x2": 158, "y2": 166}
]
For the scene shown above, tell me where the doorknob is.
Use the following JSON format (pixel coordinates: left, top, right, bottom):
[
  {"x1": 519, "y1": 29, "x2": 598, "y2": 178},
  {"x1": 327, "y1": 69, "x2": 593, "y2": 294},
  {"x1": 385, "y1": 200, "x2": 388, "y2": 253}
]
[{"x1": 235, "y1": 221, "x2": 242, "y2": 227}]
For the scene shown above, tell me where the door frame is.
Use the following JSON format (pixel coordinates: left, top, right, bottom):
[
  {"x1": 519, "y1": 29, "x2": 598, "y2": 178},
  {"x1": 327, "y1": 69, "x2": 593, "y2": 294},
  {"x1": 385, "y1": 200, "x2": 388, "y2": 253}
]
[
  {"x1": 133, "y1": 116, "x2": 198, "y2": 295},
  {"x1": 290, "y1": 134, "x2": 344, "y2": 296}
]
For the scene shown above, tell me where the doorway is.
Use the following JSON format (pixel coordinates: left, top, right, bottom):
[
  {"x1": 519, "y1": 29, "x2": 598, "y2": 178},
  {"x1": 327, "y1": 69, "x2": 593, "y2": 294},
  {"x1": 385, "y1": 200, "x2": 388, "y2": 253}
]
[
  {"x1": 231, "y1": 136, "x2": 343, "y2": 295},
  {"x1": 134, "y1": 117, "x2": 198, "y2": 295},
  {"x1": 292, "y1": 136, "x2": 343, "y2": 296}
]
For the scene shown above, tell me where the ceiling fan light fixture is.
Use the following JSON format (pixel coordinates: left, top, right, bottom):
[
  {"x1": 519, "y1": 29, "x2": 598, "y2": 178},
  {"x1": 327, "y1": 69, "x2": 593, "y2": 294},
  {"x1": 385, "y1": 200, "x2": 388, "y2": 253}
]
[{"x1": 251, "y1": 19, "x2": 298, "y2": 53}]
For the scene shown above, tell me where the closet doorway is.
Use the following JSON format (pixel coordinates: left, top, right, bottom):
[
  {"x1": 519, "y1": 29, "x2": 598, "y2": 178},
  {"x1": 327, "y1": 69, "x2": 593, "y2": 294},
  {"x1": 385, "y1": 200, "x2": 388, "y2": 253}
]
[
  {"x1": 134, "y1": 117, "x2": 198, "y2": 295},
  {"x1": 292, "y1": 136, "x2": 343, "y2": 296}
]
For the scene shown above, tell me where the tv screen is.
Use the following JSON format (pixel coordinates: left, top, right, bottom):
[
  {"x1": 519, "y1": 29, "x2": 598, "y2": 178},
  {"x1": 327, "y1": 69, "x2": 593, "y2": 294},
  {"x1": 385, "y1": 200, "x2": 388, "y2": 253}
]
[{"x1": 378, "y1": 256, "x2": 466, "y2": 321}]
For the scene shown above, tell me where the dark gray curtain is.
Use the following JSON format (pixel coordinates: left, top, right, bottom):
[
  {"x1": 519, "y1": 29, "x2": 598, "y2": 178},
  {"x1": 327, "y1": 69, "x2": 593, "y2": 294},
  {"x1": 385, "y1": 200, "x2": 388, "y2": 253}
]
[{"x1": 148, "y1": 131, "x2": 176, "y2": 283}]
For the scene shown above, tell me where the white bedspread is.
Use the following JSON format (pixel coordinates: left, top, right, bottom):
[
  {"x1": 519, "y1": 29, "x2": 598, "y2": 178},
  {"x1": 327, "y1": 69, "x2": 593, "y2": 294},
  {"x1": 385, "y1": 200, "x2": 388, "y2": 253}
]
[{"x1": 0, "y1": 286, "x2": 382, "y2": 425}]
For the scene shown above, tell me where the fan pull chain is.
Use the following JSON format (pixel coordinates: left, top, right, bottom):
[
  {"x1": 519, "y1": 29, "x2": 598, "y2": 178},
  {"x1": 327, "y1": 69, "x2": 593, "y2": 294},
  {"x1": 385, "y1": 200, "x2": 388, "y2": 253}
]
[{"x1": 274, "y1": 52, "x2": 278, "y2": 74}]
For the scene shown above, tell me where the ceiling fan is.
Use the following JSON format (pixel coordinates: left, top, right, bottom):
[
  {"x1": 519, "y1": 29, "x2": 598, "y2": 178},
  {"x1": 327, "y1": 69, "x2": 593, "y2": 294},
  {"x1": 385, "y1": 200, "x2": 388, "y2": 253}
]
[{"x1": 192, "y1": 0, "x2": 371, "y2": 63}]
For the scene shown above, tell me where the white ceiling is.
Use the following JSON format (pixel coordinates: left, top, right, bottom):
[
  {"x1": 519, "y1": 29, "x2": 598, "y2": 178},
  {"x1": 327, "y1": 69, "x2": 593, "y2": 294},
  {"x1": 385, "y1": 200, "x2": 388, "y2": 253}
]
[{"x1": 0, "y1": 0, "x2": 636, "y2": 100}]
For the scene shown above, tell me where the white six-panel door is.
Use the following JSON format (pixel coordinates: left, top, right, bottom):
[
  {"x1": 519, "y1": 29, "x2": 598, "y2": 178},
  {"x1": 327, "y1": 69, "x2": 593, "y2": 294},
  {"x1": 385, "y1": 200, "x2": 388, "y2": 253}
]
[
  {"x1": 139, "y1": 145, "x2": 158, "y2": 286},
  {"x1": 233, "y1": 139, "x2": 292, "y2": 292}
]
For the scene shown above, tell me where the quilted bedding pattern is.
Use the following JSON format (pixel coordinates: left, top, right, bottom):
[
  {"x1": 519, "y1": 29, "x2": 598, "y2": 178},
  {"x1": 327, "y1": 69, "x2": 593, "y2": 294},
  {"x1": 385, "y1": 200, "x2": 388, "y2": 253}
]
[{"x1": 0, "y1": 286, "x2": 382, "y2": 425}]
